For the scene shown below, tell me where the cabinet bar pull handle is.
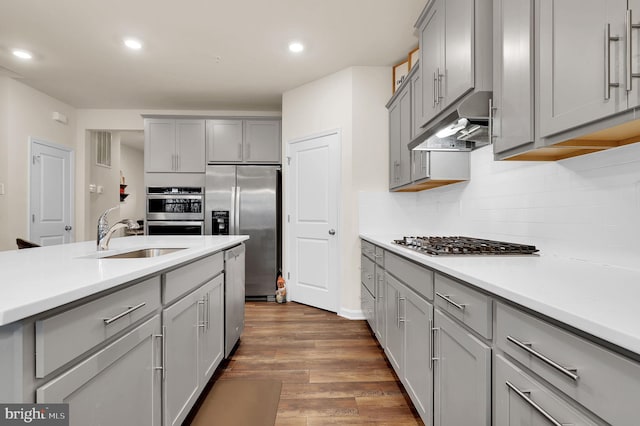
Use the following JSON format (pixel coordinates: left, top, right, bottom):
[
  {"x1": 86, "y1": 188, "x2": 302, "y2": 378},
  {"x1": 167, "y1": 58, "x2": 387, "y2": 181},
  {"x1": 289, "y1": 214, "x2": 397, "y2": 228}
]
[
  {"x1": 506, "y1": 335, "x2": 579, "y2": 381},
  {"x1": 436, "y1": 68, "x2": 443, "y2": 103},
  {"x1": 398, "y1": 297, "x2": 406, "y2": 324},
  {"x1": 431, "y1": 323, "x2": 439, "y2": 367},
  {"x1": 103, "y1": 302, "x2": 146, "y2": 325},
  {"x1": 153, "y1": 330, "x2": 164, "y2": 375},
  {"x1": 505, "y1": 381, "x2": 563, "y2": 426},
  {"x1": 429, "y1": 319, "x2": 434, "y2": 370},
  {"x1": 197, "y1": 299, "x2": 206, "y2": 329},
  {"x1": 161, "y1": 325, "x2": 167, "y2": 379},
  {"x1": 433, "y1": 72, "x2": 438, "y2": 108},
  {"x1": 206, "y1": 292, "x2": 210, "y2": 330},
  {"x1": 435, "y1": 292, "x2": 466, "y2": 311},
  {"x1": 605, "y1": 23, "x2": 621, "y2": 100},
  {"x1": 489, "y1": 98, "x2": 497, "y2": 141},
  {"x1": 626, "y1": 9, "x2": 640, "y2": 91}
]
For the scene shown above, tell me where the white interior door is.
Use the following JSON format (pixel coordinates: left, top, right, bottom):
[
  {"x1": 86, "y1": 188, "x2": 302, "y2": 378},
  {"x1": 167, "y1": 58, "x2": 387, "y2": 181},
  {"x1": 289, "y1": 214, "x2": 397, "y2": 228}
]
[
  {"x1": 30, "y1": 139, "x2": 74, "y2": 246},
  {"x1": 287, "y1": 130, "x2": 340, "y2": 312}
]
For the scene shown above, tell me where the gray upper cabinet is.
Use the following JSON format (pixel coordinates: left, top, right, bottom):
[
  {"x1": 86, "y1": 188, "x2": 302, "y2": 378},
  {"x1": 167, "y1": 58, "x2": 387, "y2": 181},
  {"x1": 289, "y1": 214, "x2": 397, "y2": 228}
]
[
  {"x1": 538, "y1": 0, "x2": 627, "y2": 138},
  {"x1": 145, "y1": 118, "x2": 205, "y2": 173},
  {"x1": 388, "y1": 87, "x2": 412, "y2": 189},
  {"x1": 244, "y1": 120, "x2": 281, "y2": 163},
  {"x1": 492, "y1": 0, "x2": 535, "y2": 155},
  {"x1": 416, "y1": 0, "x2": 488, "y2": 129},
  {"x1": 434, "y1": 309, "x2": 491, "y2": 426},
  {"x1": 206, "y1": 120, "x2": 243, "y2": 162},
  {"x1": 206, "y1": 119, "x2": 281, "y2": 164}
]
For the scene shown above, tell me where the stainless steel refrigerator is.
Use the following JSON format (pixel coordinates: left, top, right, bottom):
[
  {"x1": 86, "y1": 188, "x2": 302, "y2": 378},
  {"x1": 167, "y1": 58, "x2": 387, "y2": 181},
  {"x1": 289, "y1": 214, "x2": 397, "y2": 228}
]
[{"x1": 205, "y1": 165, "x2": 281, "y2": 299}]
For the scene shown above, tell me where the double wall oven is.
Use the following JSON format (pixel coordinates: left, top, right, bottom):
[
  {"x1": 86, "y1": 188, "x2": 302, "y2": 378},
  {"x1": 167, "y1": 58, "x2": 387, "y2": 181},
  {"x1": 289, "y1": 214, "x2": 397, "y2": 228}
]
[{"x1": 146, "y1": 187, "x2": 204, "y2": 235}]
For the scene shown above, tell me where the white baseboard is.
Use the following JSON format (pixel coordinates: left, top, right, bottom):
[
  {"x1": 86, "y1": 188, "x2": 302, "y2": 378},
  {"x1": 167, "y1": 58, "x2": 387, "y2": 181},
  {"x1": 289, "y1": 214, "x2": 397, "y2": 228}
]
[{"x1": 338, "y1": 307, "x2": 365, "y2": 320}]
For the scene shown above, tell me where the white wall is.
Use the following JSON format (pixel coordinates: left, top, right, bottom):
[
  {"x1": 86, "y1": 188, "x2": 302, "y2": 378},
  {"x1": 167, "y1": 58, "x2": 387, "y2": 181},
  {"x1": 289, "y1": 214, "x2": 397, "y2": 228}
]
[
  {"x1": 360, "y1": 142, "x2": 640, "y2": 270},
  {"x1": 282, "y1": 66, "x2": 390, "y2": 317},
  {"x1": 0, "y1": 77, "x2": 77, "y2": 251}
]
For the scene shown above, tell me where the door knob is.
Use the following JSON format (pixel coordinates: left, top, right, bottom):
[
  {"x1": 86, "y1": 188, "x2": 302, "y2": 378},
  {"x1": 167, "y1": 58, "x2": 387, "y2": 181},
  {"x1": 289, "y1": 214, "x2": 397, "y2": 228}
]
[
  {"x1": 328, "y1": 229, "x2": 336, "y2": 235},
  {"x1": 65, "y1": 225, "x2": 72, "y2": 231}
]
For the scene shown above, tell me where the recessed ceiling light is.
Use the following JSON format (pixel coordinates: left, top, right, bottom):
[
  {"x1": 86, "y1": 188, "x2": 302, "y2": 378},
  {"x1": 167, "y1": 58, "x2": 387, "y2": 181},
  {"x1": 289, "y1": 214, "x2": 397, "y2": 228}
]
[
  {"x1": 124, "y1": 38, "x2": 142, "y2": 50},
  {"x1": 12, "y1": 49, "x2": 33, "y2": 60},
  {"x1": 288, "y1": 42, "x2": 304, "y2": 53}
]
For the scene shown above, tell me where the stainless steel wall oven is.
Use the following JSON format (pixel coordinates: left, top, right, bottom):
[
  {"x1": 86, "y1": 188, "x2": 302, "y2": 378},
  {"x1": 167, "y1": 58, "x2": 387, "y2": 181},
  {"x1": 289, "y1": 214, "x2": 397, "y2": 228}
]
[{"x1": 146, "y1": 187, "x2": 204, "y2": 235}]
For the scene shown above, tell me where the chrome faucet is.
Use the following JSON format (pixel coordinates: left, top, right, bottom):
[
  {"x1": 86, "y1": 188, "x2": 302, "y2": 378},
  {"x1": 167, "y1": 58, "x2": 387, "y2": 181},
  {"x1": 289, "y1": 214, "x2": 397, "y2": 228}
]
[{"x1": 97, "y1": 206, "x2": 140, "y2": 251}]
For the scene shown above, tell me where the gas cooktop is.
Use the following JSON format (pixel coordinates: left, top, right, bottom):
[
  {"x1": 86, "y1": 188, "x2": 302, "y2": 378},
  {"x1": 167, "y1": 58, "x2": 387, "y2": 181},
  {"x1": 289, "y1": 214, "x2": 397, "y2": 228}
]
[{"x1": 393, "y1": 236, "x2": 539, "y2": 256}]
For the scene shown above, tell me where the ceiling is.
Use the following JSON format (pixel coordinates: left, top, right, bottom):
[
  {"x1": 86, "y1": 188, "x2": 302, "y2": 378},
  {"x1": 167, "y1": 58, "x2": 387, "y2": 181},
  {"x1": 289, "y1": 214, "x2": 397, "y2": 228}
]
[{"x1": 0, "y1": 0, "x2": 424, "y2": 111}]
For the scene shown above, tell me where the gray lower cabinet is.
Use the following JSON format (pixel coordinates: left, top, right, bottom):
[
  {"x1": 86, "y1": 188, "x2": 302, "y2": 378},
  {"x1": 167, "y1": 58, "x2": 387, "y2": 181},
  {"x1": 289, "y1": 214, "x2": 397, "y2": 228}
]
[
  {"x1": 224, "y1": 245, "x2": 245, "y2": 357},
  {"x1": 494, "y1": 354, "x2": 600, "y2": 426},
  {"x1": 36, "y1": 315, "x2": 162, "y2": 426},
  {"x1": 384, "y1": 273, "x2": 404, "y2": 373},
  {"x1": 402, "y1": 285, "x2": 433, "y2": 423},
  {"x1": 433, "y1": 308, "x2": 491, "y2": 426},
  {"x1": 163, "y1": 275, "x2": 224, "y2": 426},
  {"x1": 374, "y1": 264, "x2": 386, "y2": 344}
]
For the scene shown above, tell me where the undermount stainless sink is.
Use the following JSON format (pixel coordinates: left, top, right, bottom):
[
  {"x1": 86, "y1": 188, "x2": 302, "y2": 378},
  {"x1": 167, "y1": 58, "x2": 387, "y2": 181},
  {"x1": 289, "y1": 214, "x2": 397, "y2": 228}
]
[{"x1": 101, "y1": 248, "x2": 186, "y2": 259}]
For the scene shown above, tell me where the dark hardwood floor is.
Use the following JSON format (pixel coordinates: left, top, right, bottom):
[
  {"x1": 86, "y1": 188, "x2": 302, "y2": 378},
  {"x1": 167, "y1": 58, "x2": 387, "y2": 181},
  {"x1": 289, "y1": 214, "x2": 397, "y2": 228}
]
[{"x1": 197, "y1": 301, "x2": 424, "y2": 425}]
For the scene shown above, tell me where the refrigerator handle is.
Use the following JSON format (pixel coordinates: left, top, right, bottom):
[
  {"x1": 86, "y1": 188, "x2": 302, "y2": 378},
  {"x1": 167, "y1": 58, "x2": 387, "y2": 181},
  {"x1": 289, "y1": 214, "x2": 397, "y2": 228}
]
[
  {"x1": 235, "y1": 186, "x2": 241, "y2": 234},
  {"x1": 230, "y1": 186, "x2": 236, "y2": 234}
]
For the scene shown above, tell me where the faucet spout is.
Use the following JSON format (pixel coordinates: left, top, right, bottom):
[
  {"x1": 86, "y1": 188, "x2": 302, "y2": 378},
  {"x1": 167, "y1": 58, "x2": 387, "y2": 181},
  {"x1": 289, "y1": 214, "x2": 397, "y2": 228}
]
[{"x1": 97, "y1": 206, "x2": 140, "y2": 251}]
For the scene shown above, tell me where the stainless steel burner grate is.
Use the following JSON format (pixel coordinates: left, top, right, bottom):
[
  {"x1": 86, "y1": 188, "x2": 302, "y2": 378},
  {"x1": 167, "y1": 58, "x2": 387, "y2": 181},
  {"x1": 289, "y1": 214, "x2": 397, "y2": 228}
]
[{"x1": 392, "y1": 236, "x2": 539, "y2": 256}]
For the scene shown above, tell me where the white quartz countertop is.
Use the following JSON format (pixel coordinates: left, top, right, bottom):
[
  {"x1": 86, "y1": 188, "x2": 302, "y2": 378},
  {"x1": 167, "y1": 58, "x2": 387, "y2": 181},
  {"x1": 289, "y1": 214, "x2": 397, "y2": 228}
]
[
  {"x1": 0, "y1": 235, "x2": 248, "y2": 326},
  {"x1": 361, "y1": 233, "x2": 640, "y2": 356}
]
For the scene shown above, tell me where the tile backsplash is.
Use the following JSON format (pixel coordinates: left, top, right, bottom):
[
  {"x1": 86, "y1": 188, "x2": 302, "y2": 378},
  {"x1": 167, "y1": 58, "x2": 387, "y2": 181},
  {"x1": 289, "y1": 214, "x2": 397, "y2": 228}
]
[{"x1": 359, "y1": 143, "x2": 640, "y2": 269}]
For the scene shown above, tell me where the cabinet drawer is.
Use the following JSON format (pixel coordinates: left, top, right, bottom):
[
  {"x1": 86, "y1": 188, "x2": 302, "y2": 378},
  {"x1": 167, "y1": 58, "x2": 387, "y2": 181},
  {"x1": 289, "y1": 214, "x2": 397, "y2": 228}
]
[
  {"x1": 361, "y1": 254, "x2": 375, "y2": 296},
  {"x1": 434, "y1": 273, "x2": 492, "y2": 339},
  {"x1": 164, "y1": 252, "x2": 223, "y2": 304},
  {"x1": 496, "y1": 302, "x2": 640, "y2": 426},
  {"x1": 495, "y1": 354, "x2": 601, "y2": 425},
  {"x1": 361, "y1": 240, "x2": 375, "y2": 260},
  {"x1": 35, "y1": 276, "x2": 161, "y2": 378},
  {"x1": 385, "y1": 251, "x2": 433, "y2": 300}
]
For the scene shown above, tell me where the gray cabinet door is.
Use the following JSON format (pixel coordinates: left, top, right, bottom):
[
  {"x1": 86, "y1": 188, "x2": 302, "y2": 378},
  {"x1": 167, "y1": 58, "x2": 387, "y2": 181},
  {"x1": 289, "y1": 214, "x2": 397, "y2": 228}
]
[
  {"x1": 176, "y1": 120, "x2": 205, "y2": 172},
  {"x1": 494, "y1": 354, "x2": 600, "y2": 426},
  {"x1": 225, "y1": 245, "x2": 245, "y2": 357},
  {"x1": 402, "y1": 286, "x2": 433, "y2": 424},
  {"x1": 199, "y1": 276, "x2": 224, "y2": 383},
  {"x1": 384, "y1": 273, "x2": 404, "y2": 374},
  {"x1": 493, "y1": 0, "x2": 534, "y2": 154},
  {"x1": 444, "y1": 0, "x2": 475, "y2": 106},
  {"x1": 418, "y1": 0, "x2": 444, "y2": 127},
  {"x1": 206, "y1": 120, "x2": 243, "y2": 163},
  {"x1": 374, "y1": 266, "x2": 386, "y2": 345},
  {"x1": 162, "y1": 290, "x2": 201, "y2": 426},
  {"x1": 538, "y1": 0, "x2": 627, "y2": 137},
  {"x1": 36, "y1": 316, "x2": 162, "y2": 426},
  {"x1": 434, "y1": 309, "x2": 490, "y2": 426},
  {"x1": 388, "y1": 98, "x2": 401, "y2": 188},
  {"x1": 145, "y1": 118, "x2": 176, "y2": 172},
  {"x1": 244, "y1": 120, "x2": 281, "y2": 163}
]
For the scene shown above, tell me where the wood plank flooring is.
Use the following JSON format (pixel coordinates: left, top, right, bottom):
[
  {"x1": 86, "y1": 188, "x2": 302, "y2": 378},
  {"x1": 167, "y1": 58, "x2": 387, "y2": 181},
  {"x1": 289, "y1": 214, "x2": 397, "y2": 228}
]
[{"x1": 190, "y1": 301, "x2": 424, "y2": 425}]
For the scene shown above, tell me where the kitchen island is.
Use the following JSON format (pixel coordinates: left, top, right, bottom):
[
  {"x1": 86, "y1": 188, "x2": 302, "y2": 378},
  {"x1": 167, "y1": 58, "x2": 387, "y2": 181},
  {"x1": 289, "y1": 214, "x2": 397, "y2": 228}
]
[{"x1": 0, "y1": 235, "x2": 247, "y2": 426}]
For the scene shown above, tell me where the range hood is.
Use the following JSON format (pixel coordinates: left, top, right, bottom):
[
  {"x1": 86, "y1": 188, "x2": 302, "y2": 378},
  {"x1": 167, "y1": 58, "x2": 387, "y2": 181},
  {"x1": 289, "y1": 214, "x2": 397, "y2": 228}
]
[{"x1": 409, "y1": 91, "x2": 492, "y2": 152}]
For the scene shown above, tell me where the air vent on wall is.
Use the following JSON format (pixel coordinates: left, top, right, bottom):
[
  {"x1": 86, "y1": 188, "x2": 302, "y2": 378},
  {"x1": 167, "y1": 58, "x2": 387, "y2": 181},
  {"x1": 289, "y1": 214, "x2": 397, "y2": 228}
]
[{"x1": 95, "y1": 131, "x2": 112, "y2": 167}]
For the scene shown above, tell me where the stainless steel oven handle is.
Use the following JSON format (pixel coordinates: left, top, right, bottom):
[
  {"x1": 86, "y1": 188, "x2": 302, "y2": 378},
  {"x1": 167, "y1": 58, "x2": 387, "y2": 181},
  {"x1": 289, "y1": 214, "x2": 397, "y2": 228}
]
[
  {"x1": 505, "y1": 381, "x2": 563, "y2": 426},
  {"x1": 147, "y1": 194, "x2": 203, "y2": 200},
  {"x1": 506, "y1": 335, "x2": 579, "y2": 381}
]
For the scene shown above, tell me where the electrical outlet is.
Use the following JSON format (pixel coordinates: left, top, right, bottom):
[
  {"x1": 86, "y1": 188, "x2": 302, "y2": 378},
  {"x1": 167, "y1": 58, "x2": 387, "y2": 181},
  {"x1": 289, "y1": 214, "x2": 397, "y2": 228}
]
[{"x1": 89, "y1": 184, "x2": 96, "y2": 193}]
